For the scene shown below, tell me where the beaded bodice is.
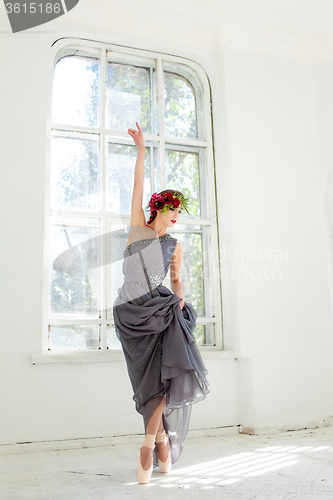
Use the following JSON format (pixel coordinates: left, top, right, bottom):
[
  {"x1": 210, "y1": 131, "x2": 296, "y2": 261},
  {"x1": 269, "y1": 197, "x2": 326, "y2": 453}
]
[
  {"x1": 123, "y1": 233, "x2": 174, "y2": 256},
  {"x1": 122, "y1": 232, "x2": 177, "y2": 290}
]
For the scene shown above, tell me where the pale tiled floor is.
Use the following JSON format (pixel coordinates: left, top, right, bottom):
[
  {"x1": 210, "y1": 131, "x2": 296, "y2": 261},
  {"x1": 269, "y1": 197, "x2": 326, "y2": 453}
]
[{"x1": 2, "y1": 425, "x2": 333, "y2": 500}]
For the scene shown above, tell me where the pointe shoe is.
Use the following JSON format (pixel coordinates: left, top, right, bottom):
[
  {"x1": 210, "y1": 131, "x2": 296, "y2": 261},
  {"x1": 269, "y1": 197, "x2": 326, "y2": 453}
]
[
  {"x1": 156, "y1": 429, "x2": 172, "y2": 473},
  {"x1": 137, "y1": 433, "x2": 155, "y2": 484}
]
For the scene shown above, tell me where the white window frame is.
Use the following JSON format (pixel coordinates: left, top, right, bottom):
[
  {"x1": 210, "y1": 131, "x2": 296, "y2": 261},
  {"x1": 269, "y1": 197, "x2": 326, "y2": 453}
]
[{"x1": 33, "y1": 37, "x2": 223, "y2": 364}]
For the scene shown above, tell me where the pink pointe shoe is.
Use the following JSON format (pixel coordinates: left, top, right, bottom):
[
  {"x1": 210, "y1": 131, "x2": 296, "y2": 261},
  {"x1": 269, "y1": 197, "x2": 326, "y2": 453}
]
[
  {"x1": 137, "y1": 434, "x2": 156, "y2": 484},
  {"x1": 156, "y1": 429, "x2": 172, "y2": 473}
]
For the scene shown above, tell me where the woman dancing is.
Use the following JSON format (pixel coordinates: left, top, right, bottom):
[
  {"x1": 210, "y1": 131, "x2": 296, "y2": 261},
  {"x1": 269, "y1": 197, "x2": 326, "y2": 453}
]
[{"x1": 113, "y1": 122, "x2": 210, "y2": 484}]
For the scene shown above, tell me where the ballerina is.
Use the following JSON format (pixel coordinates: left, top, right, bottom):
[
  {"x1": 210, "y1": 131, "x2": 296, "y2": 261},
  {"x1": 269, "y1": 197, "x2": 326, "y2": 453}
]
[{"x1": 113, "y1": 122, "x2": 209, "y2": 484}]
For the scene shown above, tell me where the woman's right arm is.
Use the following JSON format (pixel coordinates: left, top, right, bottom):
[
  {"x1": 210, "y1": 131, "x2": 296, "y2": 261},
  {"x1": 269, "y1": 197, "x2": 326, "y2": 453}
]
[{"x1": 127, "y1": 122, "x2": 146, "y2": 227}]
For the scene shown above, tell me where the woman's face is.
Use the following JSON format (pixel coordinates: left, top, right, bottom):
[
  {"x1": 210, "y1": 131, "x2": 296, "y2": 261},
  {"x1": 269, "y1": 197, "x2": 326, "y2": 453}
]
[{"x1": 164, "y1": 206, "x2": 183, "y2": 227}]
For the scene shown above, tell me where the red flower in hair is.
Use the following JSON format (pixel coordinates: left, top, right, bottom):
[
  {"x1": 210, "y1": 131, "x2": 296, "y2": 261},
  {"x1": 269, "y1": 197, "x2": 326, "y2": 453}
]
[
  {"x1": 146, "y1": 190, "x2": 190, "y2": 216},
  {"x1": 148, "y1": 192, "x2": 164, "y2": 211},
  {"x1": 154, "y1": 200, "x2": 164, "y2": 210},
  {"x1": 162, "y1": 192, "x2": 174, "y2": 204}
]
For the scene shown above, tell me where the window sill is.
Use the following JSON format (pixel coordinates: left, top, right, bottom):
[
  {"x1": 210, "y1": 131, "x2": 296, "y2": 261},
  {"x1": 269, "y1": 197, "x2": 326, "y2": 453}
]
[
  {"x1": 32, "y1": 350, "x2": 125, "y2": 364},
  {"x1": 31, "y1": 349, "x2": 236, "y2": 364},
  {"x1": 199, "y1": 349, "x2": 236, "y2": 360}
]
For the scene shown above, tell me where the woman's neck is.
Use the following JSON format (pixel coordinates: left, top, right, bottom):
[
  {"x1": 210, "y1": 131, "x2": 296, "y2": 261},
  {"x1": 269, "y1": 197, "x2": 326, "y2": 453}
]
[{"x1": 146, "y1": 223, "x2": 168, "y2": 237}]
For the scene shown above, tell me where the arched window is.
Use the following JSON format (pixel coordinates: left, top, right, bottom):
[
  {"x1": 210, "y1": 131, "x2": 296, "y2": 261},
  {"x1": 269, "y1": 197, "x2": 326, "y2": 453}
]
[{"x1": 44, "y1": 39, "x2": 221, "y2": 356}]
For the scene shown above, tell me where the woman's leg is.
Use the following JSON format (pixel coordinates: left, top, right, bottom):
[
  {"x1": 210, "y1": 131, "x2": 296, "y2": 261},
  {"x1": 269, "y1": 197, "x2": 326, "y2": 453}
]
[
  {"x1": 157, "y1": 415, "x2": 164, "y2": 432},
  {"x1": 146, "y1": 395, "x2": 165, "y2": 435},
  {"x1": 140, "y1": 396, "x2": 165, "y2": 470}
]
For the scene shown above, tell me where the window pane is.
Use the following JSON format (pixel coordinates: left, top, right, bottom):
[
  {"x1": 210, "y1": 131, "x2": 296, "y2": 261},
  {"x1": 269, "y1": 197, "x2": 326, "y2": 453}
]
[
  {"x1": 108, "y1": 224, "x2": 129, "y2": 318},
  {"x1": 164, "y1": 72, "x2": 197, "y2": 138},
  {"x1": 106, "y1": 63, "x2": 157, "y2": 134},
  {"x1": 51, "y1": 135, "x2": 100, "y2": 212},
  {"x1": 193, "y1": 324, "x2": 215, "y2": 346},
  {"x1": 171, "y1": 226, "x2": 204, "y2": 315},
  {"x1": 152, "y1": 73, "x2": 159, "y2": 136},
  {"x1": 106, "y1": 143, "x2": 151, "y2": 215},
  {"x1": 107, "y1": 324, "x2": 122, "y2": 349},
  {"x1": 49, "y1": 218, "x2": 100, "y2": 318},
  {"x1": 49, "y1": 325, "x2": 99, "y2": 350},
  {"x1": 52, "y1": 56, "x2": 100, "y2": 127},
  {"x1": 165, "y1": 149, "x2": 200, "y2": 218}
]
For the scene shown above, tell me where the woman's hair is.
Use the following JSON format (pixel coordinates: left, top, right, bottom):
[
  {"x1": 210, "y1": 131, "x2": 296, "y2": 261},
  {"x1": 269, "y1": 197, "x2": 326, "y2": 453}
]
[{"x1": 146, "y1": 189, "x2": 185, "y2": 224}]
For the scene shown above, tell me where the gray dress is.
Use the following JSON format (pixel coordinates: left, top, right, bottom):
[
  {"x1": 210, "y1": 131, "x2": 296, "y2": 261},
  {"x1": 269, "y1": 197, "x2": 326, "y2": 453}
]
[{"x1": 113, "y1": 231, "x2": 210, "y2": 466}]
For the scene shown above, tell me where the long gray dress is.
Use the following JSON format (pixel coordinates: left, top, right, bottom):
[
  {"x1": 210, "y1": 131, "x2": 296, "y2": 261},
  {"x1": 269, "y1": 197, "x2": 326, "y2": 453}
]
[{"x1": 113, "y1": 230, "x2": 210, "y2": 466}]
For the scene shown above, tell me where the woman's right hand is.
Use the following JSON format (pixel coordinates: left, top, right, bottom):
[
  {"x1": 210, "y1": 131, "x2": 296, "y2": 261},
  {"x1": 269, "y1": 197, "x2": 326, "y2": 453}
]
[{"x1": 128, "y1": 122, "x2": 145, "y2": 150}]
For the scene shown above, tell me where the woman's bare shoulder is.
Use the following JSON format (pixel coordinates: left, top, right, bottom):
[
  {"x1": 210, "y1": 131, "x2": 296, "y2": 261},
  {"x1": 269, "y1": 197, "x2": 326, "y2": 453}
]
[{"x1": 126, "y1": 222, "x2": 157, "y2": 247}]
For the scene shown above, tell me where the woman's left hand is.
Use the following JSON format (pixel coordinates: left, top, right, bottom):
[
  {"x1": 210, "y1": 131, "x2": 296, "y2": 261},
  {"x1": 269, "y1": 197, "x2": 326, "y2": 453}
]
[{"x1": 179, "y1": 299, "x2": 185, "y2": 310}]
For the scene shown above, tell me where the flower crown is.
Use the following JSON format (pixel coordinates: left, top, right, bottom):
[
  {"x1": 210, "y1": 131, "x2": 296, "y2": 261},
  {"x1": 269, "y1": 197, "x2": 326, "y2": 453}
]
[{"x1": 145, "y1": 191, "x2": 190, "y2": 216}]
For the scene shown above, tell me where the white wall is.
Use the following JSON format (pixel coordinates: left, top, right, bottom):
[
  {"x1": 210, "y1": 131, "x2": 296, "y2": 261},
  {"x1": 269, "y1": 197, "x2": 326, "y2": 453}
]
[
  {"x1": 222, "y1": 46, "x2": 333, "y2": 431},
  {"x1": 1, "y1": 0, "x2": 333, "y2": 446}
]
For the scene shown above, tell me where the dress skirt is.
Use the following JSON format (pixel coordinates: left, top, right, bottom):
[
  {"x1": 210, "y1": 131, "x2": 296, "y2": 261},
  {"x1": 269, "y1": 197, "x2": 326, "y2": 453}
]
[{"x1": 113, "y1": 234, "x2": 210, "y2": 466}]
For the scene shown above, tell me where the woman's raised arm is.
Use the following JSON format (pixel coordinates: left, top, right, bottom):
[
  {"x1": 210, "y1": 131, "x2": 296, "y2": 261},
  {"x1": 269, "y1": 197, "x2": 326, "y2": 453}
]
[{"x1": 127, "y1": 122, "x2": 146, "y2": 227}]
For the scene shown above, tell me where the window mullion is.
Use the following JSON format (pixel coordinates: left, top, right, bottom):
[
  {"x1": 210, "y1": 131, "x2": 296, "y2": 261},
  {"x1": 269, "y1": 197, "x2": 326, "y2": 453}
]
[
  {"x1": 150, "y1": 66, "x2": 154, "y2": 139},
  {"x1": 52, "y1": 124, "x2": 102, "y2": 135},
  {"x1": 149, "y1": 66, "x2": 156, "y2": 195},
  {"x1": 100, "y1": 47, "x2": 107, "y2": 350},
  {"x1": 156, "y1": 57, "x2": 165, "y2": 190},
  {"x1": 150, "y1": 144, "x2": 155, "y2": 194}
]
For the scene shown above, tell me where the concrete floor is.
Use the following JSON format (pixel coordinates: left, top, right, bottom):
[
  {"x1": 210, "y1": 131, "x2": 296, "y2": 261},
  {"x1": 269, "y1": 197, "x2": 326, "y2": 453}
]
[{"x1": 1, "y1": 425, "x2": 333, "y2": 499}]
